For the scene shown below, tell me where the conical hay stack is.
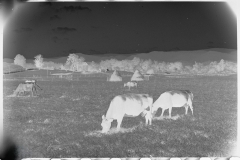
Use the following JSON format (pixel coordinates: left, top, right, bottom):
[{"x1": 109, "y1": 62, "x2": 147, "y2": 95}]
[
  {"x1": 131, "y1": 70, "x2": 144, "y2": 81},
  {"x1": 109, "y1": 70, "x2": 122, "y2": 82}
]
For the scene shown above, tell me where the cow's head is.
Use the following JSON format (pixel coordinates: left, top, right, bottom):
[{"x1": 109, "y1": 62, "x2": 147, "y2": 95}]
[
  {"x1": 151, "y1": 104, "x2": 158, "y2": 118},
  {"x1": 101, "y1": 115, "x2": 113, "y2": 133}
]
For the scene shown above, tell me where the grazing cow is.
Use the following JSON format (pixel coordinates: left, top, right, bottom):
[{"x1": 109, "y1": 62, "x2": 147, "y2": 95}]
[
  {"x1": 124, "y1": 81, "x2": 137, "y2": 90},
  {"x1": 13, "y1": 83, "x2": 35, "y2": 97},
  {"x1": 13, "y1": 80, "x2": 42, "y2": 97},
  {"x1": 101, "y1": 93, "x2": 153, "y2": 133},
  {"x1": 152, "y1": 90, "x2": 194, "y2": 118}
]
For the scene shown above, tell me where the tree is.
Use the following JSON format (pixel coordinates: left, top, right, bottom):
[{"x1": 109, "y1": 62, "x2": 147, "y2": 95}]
[
  {"x1": 141, "y1": 59, "x2": 153, "y2": 72},
  {"x1": 215, "y1": 59, "x2": 225, "y2": 72},
  {"x1": 66, "y1": 54, "x2": 79, "y2": 71},
  {"x1": 131, "y1": 57, "x2": 141, "y2": 68},
  {"x1": 77, "y1": 57, "x2": 86, "y2": 71},
  {"x1": 192, "y1": 62, "x2": 203, "y2": 74},
  {"x1": 14, "y1": 54, "x2": 26, "y2": 68},
  {"x1": 34, "y1": 54, "x2": 44, "y2": 70},
  {"x1": 88, "y1": 61, "x2": 100, "y2": 72},
  {"x1": 224, "y1": 61, "x2": 237, "y2": 73},
  {"x1": 99, "y1": 59, "x2": 116, "y2": 71},
  {"x1": 121, "y1": 60, "x2": 133, "y2": 72},
  {"x1": 167, "y1": 62, "x2": 183, "y2": 73},
  {"x1": 157, "y1": 62, "x2": 167, "y2": 73},
  {"x1": 65, "y1": 54, "x2": 86, "y2": 71},
  {"x1": 25, "y1": 63, "x2": 36, "y2": 70}
]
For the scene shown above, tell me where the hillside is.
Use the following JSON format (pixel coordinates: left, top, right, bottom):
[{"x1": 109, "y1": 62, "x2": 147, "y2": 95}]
[
  {"x1": 4, "y1": 48, "x2": 237, "y2": 65},
  {"x1": 127, "y1": 48, "x2": 237, "y2": 65}
]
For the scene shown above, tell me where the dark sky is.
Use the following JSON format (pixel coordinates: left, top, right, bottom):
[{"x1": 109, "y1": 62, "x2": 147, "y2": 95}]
[{"x1": 3, "y1": 1, "x2": 237, "y2": 59}]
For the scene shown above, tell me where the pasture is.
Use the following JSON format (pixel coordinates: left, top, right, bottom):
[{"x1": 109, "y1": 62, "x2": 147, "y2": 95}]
[{"x1": 3, "y1": 73, "x2": 237, "y2": 158}]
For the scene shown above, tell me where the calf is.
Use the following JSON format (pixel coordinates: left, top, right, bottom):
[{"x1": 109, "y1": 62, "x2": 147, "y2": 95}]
[{"x1": 124, "y1": 81, "x2": 137, "y2": 90}]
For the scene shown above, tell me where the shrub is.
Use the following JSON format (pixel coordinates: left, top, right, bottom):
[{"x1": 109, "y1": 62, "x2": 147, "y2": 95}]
[{"x1": 3, "y1": 62, "x2": 25, "y2": 74}]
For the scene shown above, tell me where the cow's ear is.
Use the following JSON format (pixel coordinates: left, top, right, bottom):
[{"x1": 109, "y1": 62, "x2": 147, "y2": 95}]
[{"x1": 102, "y1": 115, "x2": 105, "y2": 119}]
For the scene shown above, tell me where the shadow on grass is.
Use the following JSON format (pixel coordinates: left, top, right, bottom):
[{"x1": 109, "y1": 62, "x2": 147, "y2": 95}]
[
  {"x1": 153, "y1": 114, "x2": 197, "y2": 122},
  {"x1": 153, "y1": 114, "x2": 183, "y2": 121},
  {"x1": 84, "y1": 123, "x2": 149, "y2": 137}
]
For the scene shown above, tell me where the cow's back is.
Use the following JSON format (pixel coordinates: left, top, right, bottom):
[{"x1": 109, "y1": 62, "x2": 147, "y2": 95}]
[
  {"x1": 106, "y1": 94, "x2": 151, "y2": 119},
  {"x1": 153, "y1": 92, "x2": 172, "y2": 109},
  {"x1": 105, "y1": 96, "x2": 125, "y2": 119},
  {"x1": 168, "y1": 90, "x2": 190, "y2": 107}
]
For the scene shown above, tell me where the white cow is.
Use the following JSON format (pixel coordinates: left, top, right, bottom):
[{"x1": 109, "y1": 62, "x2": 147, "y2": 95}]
[
  {"x1": 124, "y1": 81, "x2": 137, "y2": 90},
  {"x1": 152, "y1": 90, "x2": 194, "y2": 118},
  {"x1": 101, "y1": 93, "x2": 153, "y2": 133}
]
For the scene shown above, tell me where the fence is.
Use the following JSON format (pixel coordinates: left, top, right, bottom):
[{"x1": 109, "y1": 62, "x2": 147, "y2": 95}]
[{"x1": 3, "y1": 73, "x2": 112, "y2": 82}]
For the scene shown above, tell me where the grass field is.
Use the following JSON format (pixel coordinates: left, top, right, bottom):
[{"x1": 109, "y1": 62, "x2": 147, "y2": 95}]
[{"x1": 3, "y1": 74, "x2": 237, "y2": 159}]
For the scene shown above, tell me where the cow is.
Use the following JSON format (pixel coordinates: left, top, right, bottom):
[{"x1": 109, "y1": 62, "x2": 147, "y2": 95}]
[
  {"x1": 152, "y1": 90, "x2": 194, "y2": 118},
  {"x1": 124, "y1": 81, "x2": 137, "y2": 90},
  {"x1": 13, "y1": 83, "x2": 35, "y2": 97},
  {"x1": 101, "y1": 93, "x2": 153, "y2": 133},
  {"x1": 13, "y1": 80, "x2": 42, "y2": 97}
]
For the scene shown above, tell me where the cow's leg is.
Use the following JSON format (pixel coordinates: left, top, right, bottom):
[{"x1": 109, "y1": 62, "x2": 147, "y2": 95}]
[
  {"x1": 145, "y1": 114, "x2": 148, "y2": 125},
  {"x1": 160, "y1": 109, "x2": 165, "y2": 117},
  {"x1": 168, "y1": 107, "x2": 172, "y2": 118},
  {"x1": 190, "y1": 105, "x2": 193, "y2": 115},
  {"x1": 145, "y1": 112, "x2": 152, "y2": 125},
  {"x1": 117, "y1": 117, "x2": 123, "y2": 131},
  {"x1": 31, "y1": 87, "x2": 34, "y2": 97},
  {"x1": 18, "y1": 90, "x2": 23, "y2": 97},
  {"x1": 33, "y1": 86, "x2": 37, "y2": 96},
  {"x1": 185, "y1": 105, "x2": 189, "y2": 115},
  {"x1": 189, "y1": 102, "x2": 193, "y2": 115}
]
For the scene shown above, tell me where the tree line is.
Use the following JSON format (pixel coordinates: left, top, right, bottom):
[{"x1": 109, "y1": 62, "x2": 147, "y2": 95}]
[{"x1": 12, "y1": 53, "x2": 237, "y2": 75}]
